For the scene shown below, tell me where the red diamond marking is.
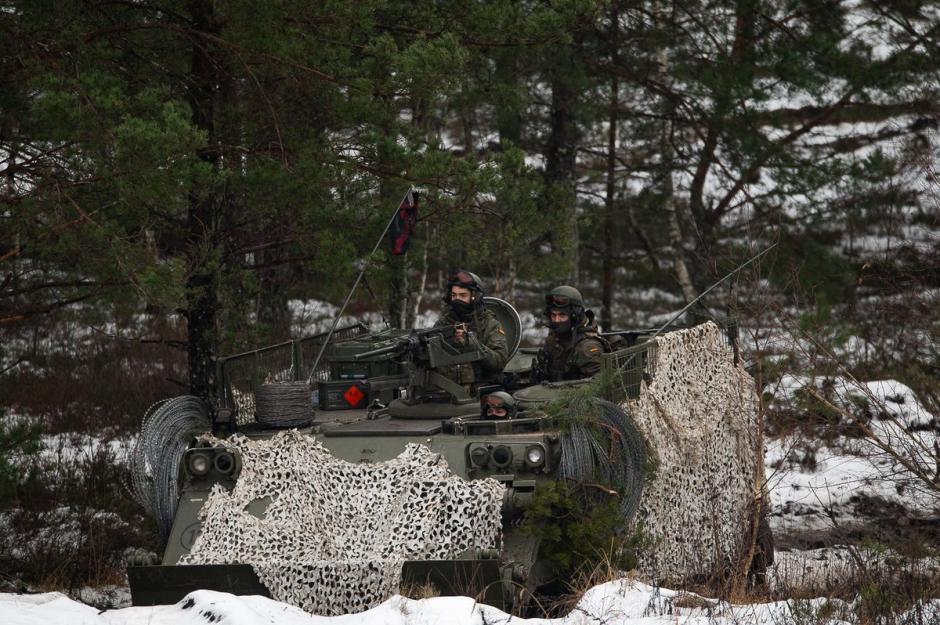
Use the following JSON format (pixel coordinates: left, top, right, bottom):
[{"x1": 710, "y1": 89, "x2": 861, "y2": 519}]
[{"x1": 343, "y1": 385, "x2": 365, "y2": 407}]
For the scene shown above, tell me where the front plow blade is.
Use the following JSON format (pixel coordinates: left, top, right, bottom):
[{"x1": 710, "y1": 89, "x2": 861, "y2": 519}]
[
  {"x1": 127, "y1": 564, "x2": 271, "y2": 605},
  {"x1": 400, "y1": 558, "x2": 506, "y2": 610}
]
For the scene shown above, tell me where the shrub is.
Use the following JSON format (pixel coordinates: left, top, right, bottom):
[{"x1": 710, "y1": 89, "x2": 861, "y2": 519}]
[{"x1": 0, "y1": 410, "x2": 43, "y2": 507}]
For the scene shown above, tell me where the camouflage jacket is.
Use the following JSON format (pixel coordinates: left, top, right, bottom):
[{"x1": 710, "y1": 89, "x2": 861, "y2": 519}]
[
  {"x1": 433, "y1": 306, "x2": 509, "y2": 387},
  {"x1": 541, "y1": 314, "x2": 607, "y2": 382}
]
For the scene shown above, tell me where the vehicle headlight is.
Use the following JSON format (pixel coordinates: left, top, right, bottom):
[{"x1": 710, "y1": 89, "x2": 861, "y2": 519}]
[
  {"x1": 214, "y1": 451, "x2": 236, "y2": 475},
  {"x1": 491, "y1": 445, "x2": 513, "y2": 468},
  {"x1": 470, "y1": 446, "x2": 490, "y2": 468},
  {"x1": 187, "y1": 451, "x2": 212, "y2": 476},
  {"x1": 525, "y1": 445, "x2": 546, "y2": 468}
]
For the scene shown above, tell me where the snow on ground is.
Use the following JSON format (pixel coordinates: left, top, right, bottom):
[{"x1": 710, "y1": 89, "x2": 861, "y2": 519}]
[
  {"x1": 760, "y1": 374, "x2": 938, "y2": 588},
  {"x1": 767, "y1": 374, "x2": 936, "y2": 429},
  {"x1": 763, "y1": 373, "x2": 940, "y2": 536},
  {"x1": 5, "y1": 579, "x2": 939, "y2": 625},
  {"x1": 289, "y1": 297, "x2": 553, "y2": 346},
  {"x1": 519, "y1": 310, "x2": 547, "y2": 345},
  {"x1": 289, "y1": 298, "x2": 444, "y2": 338},
  {"x1": 3, "y1": 408, "x2": 135, "y2": 473},
  {"x1": 289, "y1": 299, "x2": 380, "y2": 337},
  {"x1": 0, "y1": 414, "x2": 140, "y2": 564},
  {"x1": 39, "y1": 431, "x2": 135, "y2": 469},
  {"x1": 765, "y1": 435, "x2": 938, "y2": 540},
  {"x1": 0, "y1": 309, "x2": 166, "y2": 368}
]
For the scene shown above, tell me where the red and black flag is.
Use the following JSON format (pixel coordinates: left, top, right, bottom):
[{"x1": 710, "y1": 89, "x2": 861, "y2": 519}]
[{"x1": 388, "y1": 189, "x2": 419, "y2": 255}]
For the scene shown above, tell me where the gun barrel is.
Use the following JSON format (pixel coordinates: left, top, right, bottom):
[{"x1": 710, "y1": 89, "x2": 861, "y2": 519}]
[
  {"x1": 414, "y1": 324, "x2": 458, "y2": 339},
  {"x1": 353, "y1": 342, "x2": 405, "y2": 360},
  {"x1": 352, "y1": 326, "x2": 455, "y2": 361}
]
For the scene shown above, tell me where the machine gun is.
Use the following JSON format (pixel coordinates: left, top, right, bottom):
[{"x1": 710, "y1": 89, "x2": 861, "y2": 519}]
[
  {"x1": 531, "y1": 347, "x2": 550, "y2": 384},
  {"x1": 353, "y1": 324, "x2": 470, "y2": 366},
  {"x1": 353, "y1": 324, "x2": 485, "y2": 407}
]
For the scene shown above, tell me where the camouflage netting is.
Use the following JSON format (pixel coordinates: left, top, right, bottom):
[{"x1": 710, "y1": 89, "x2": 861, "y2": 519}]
[
  {"x1": 626, "y1": 322, "x2": 762, "y2": 582},
  {"x1": 180, "y1": 431, "x2": 504, "y2": 615}
]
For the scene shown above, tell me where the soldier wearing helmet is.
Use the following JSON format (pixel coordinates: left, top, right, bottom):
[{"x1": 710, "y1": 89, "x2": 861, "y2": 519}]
[
  {"x1": 537, "y1": 285, "x2": 607, "y2": 381},
  {"x1": 481, "y1": 391, "x2": 517, "y2": 420},
  {"x1": 432, "y1": 270, "x2": 508, "y2": 389}
]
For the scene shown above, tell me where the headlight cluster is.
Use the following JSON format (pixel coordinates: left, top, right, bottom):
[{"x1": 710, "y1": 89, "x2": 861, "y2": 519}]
[
  {"x1": 468, "y1": 442, "x2": 548, "y2": 472},
  {"x1": 492, "y1": 445, "x2": 513, "y2": 467},
  {"x1": 524, "y1": 446, "x2": 545, "y2": 468},
  {"x1": 184, "y1": 447, "x2": 240, "y2": 479}
]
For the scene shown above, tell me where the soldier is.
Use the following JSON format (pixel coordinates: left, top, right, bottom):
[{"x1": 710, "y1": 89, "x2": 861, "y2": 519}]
[
  {"x1": 481, "y1": 391, "x2": 517, "y2": 419},
  {"x1": 433, "y1": 270, "x2": 508, "y2": 388},
  {"x1": 536, "y1": 285, "x2": 608, "y2": 382}
]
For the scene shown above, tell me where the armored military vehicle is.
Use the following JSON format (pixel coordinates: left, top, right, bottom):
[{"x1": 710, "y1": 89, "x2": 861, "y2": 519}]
[{"x1": 127, "y1": 299, "x2": 755, "y2": 613}]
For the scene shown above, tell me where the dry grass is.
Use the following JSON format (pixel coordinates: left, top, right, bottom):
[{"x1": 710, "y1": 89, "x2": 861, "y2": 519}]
[
  {"x1": 538, "y1": 544, "x2": 636, "y2": 617},
  {"x1": 398, "y1": 580, "x2": 440, "y2": 601},
  {"x1": 717, "y1": 545, "x2": 939, "y2": 625}
]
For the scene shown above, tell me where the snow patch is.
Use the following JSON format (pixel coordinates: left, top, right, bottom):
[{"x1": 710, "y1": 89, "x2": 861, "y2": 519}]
[
  {"x1": 767, "y1": 375, "x2": 935, "y2": 429},
  {"x1": 8, "y1": 579, "x2": 931, "y2": 625}
]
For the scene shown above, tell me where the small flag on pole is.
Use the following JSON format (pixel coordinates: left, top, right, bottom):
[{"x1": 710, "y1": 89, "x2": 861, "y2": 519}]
[{"x1": 388, "y1": 189, "x2": 419, "y2": 255}]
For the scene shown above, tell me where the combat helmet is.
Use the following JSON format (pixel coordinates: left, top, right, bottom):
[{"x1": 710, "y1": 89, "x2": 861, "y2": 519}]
[
  {"x1": 544, "y1": 285, "x2": 585, "y2": 333},
  {"x1": 444, "y1": 270, "x2": 486, "y2": 319},
  {"x1": 445, "y1": 270, "x2": 484, "y2": 297},
  {"x1": 481, "y1": 391, "x2": 517, "y2": 419}
]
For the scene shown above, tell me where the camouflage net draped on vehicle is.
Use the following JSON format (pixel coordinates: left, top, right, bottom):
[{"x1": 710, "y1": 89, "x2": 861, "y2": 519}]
[
  {"x1": 626, "y1": 322, "x2": 762, "y2": 582},
  {"x1": 179, "y1": 431, "x2": 505, "y2": 616}
]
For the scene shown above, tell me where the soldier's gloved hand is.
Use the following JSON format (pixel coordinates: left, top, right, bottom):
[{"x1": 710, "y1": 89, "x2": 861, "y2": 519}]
[
  {"x1": 454, "y1": 322, "x2": 467, "y2": 345},
  {"x1": 533, "y1": 347, "x2": 550, "y2": 383}
]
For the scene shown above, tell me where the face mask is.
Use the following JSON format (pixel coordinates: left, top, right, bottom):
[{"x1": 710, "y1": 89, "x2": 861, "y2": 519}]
[
  {"x1": 449, "y1": 299, "x2": 474, "y2": 319},
  {"x1": 548, "y1": 319, "x2": 573, "y2": 335}
]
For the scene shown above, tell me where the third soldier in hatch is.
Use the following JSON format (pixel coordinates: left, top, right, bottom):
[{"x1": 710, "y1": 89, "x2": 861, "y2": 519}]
[
  {"x1": 433, "y1": 270, "x2": 508, "y2": 389},
  {"x1": 536, "y1": 285, "x2": 608, "y2": 382},
  {"x1": 481, "y1": 391, "x2": 517, "y2": 419}
]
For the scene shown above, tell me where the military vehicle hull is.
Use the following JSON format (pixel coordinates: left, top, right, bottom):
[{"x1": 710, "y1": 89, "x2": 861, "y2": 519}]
[
  {"x1": 127, "y1": 306, "x2": 673, "y2": 613},
  {"x1": 138, "y1": 406, "x2": 566, "y2": 609}
]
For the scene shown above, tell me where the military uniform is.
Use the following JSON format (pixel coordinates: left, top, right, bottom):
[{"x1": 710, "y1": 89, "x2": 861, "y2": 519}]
[
  {"x1": 541, "y1": 315, "x2": 606, "y2": 381},
  {"x1": 433, "y1": 306, "x2": 508, "y2": 387}
]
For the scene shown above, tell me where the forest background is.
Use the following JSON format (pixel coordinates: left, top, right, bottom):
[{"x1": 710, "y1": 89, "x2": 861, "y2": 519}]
[{"x1": 1, "y1": 0, "x2": 938, "y2": 604}]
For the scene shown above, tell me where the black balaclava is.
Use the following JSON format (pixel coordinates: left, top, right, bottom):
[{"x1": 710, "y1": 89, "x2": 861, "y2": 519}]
[
  {"x1": 548, "y1": 313, "x2": 573, "y2": 336},
  {"x1": 449, "y1": 298, "x2": 475, "y2": 320}
]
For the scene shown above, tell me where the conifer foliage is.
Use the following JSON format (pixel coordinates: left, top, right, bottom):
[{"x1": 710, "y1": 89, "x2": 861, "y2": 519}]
[{"x1": 2, "y1": 0, "x2": 938, "y2": 388}]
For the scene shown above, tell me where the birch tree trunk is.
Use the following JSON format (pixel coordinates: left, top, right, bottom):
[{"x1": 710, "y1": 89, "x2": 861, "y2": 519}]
[
  {"x1": 410, "y1": 222, "x2": 430, "y2": 326},
  {"x1": 655, "y1": 4, "x2": 697, "y2": 304}
]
